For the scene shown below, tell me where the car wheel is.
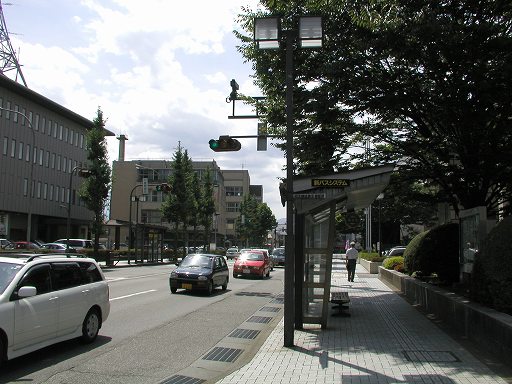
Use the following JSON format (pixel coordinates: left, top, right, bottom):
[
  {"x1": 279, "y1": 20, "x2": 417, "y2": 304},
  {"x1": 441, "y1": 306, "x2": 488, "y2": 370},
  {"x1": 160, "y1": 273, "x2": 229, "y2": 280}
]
[
  {"x1": 207, "y1": 280, "x2": 214, "y2": 295},
  {"x1": 171, "y1": 287, "x2": 177, "y2": 294},
  {"x1": 222, "y1": 277, "x2": 228, "y2": 291},
  {"x1": 81, "y1": 308, "x2": 101, "y2": 343},
  {"x1": 233, "y1": 272, "x2": 237, "y2": 278},
  {"x1": 266, "y1": 270, "x2": 270, "y2": 278},
  {"x1": 0, "y1": 337, "x2": 5, "y2": 366}
]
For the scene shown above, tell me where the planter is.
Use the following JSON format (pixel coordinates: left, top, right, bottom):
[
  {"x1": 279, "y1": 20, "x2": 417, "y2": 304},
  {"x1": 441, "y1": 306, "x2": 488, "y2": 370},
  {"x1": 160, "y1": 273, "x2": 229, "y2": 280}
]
[
  {"x1": 359, "y1": 258, "x2": 382, "y2": 274},
  {"x1": 379, "y1": 266, "x2": 512, "y2": 368}
]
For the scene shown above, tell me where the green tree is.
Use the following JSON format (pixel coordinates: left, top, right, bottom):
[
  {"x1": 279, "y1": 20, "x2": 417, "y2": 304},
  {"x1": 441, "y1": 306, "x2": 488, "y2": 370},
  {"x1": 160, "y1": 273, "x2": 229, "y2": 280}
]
[
  {"x1": 237, "y1": 194, "x2": 277, "y2": 247},
  {"x1": 161, "y1": 146, "x2": 195, "y2": 256},
  {"x1": 80, "y1": 107, "x2": 111, "y2": 254},
  {"x1": 199, "y1": 167, "x2": 217, "y2": 250},
  {"x1": 236, "y1": 0, "x2": 512, "y2": 216}
]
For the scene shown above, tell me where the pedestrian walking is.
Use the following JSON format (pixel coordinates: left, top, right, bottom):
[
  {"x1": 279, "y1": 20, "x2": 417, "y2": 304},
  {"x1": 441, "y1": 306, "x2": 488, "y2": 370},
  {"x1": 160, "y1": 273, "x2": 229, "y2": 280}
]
[{"x1": 345, "y1": 241, "x2": 358, "y2": 282}]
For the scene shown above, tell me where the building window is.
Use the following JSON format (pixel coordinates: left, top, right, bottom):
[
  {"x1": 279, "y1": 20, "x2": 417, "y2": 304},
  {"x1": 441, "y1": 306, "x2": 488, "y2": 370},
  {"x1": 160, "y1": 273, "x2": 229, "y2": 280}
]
[
  {"x1": 45, "y1": 151, "x2": 50, "y2": 167},
  {"x1": 80, "y1": 134, "x2": 84, "y2": 148},
  {"x1": 59, "y1": 125, "x2": 63, "y2": 140},
  {"x1": 25, "y1": 143, "x2": 30, "y2": 162},
  {"x1": 22, "y1": 108, "x2": 27, "y2": 125},
  {"x1": 13, "y1": 104, "x2": 18, "y2": 123},
  {"x1": 55, "y1": 186, "x2": 59, "y2": 201},
  {"x1": 18, "y1": 141, "x2": 23, "y2": 160},
  {"x1": 68, "y1": 159, "x2": 72, "y2": 173},
  {"x1": 57, "y1": 155, "x2": 61, "y2": 171},
  {"x1": 49, "y1": 184, "x2": 54, "y2": 201},
  {"x1": 51, "y1": 153, "x2": 55, "y2": 169},
  {"x1": 23, "y1": 178, "x2": 28, "y2": 196},
  {"x1": 43, "y1": 183, "x2": 48, "y2": 200},
  {"x1": 35, "y1": 113, "x2": 40, "y2": 131},
  {"x1": 39, "y1": 149, "x2": 43, "y2": 166},
  {"x1": 10, "y1": 139, "x2": 16, "y2": 157},
  {"x1": 0, "y1": 98, "x2": 3, "y2": 116},
  {"x1": 32, "y1": 147, "x2": 37, "y2": 164},
  {"x1": 141, "y1": 210, "x2": 162, "y2": 224},
  {"x1": 5, "y1": 101, "x2": 10, "y2": 119},
  {"x1": 48, "y1": 119, "x2": 52, "y2": 136},
  {"x1": 53, "y1": 122, "x2": 58, "y2": 138},
  {"x1": 3, "y1": 137, "x2": 7, "y2": 156},
  {"x1": 226, "y1": 219, "x2": 235, "y2": 230},
  {"x1": 41, "y1": 116, "x2": 45, "y2": 134},
  {"x1": 62, "y1": 156, "x2": 67, "y2": 172},
  {"x1": 61, "y1": 187, "x2": 65, "y2": 203},
  {"x1": 226, "y1": 202, "x2": 241, "y2": 213},
  {"x1": 226, "y1": 186, "x2": 243, "y2": 196},
  {"x1": 37, "y1": 182, "x2": 41, "y2": 199}
]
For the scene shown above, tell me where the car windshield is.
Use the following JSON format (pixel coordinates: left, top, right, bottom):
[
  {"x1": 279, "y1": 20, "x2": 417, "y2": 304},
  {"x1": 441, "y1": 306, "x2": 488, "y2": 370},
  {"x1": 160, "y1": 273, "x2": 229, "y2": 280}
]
[
  {"x1": 240, "y1": 252, "x2": 264, "y2": 261},
  {"x1": 0, "y1": 262, "x2": 23, "y2": 295},
  {"x1": 273, "y1": 249, "x2": 285, "y2": 256},
  {"x1": 180, "y1": 255, "x2": 213, "y2": 268}
]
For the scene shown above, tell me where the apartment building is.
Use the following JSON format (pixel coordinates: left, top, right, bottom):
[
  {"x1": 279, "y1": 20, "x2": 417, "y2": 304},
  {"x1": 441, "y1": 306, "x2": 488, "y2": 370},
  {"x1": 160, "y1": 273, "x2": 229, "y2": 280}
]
[{"x1": 0, "y1": 75, "x2": 114, "y2": 242}]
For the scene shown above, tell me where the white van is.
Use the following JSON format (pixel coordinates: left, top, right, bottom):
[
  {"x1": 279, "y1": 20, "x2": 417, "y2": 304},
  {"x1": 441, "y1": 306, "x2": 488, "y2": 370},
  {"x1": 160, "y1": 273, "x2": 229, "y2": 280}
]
[{"x1": 54, "y1": 239, "x2": 94, "y2": 250}]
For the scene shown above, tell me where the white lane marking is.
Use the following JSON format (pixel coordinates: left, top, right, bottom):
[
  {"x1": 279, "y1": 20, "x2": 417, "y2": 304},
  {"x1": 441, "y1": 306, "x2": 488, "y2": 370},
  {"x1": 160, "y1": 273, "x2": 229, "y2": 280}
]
[
  {"x1": 110, "y1": 289, "x2": 157, "y2": 301},
  {"x1": 106, "y1": 277, "x2": 127, "y2": 282}
]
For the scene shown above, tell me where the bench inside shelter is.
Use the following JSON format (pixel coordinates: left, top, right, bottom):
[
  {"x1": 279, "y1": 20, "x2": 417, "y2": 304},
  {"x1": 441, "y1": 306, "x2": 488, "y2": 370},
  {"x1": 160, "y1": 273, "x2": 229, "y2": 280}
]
[{"x1": 330, "y1": 291, "x2": 350, "y2": 316}]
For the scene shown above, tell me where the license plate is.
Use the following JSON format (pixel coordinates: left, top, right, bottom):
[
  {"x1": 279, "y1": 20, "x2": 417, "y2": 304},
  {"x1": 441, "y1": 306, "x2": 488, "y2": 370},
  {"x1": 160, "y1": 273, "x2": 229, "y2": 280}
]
[
  {"x1": 182, "y1": 283, "x2": 193, "y2": 290},
  {"x1": 243, "y1": 269, "x2": 250, "y2": 274}
]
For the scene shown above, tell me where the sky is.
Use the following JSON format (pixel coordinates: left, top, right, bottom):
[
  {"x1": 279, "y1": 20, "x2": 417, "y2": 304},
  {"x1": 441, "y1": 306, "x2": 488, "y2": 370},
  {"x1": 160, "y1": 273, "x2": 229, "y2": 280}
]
[{"x1": 2, "y1": 0, "x2": 287, "y2": 220}]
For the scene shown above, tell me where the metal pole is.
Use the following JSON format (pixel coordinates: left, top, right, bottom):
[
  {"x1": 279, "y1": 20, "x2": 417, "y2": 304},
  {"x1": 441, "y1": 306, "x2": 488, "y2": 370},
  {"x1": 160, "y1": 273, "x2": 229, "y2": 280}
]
[
  {"x1": 66, "y1": 167, "x2": 76, "y2": 252},
  {"x1": 284, "y1": 29, "x2": 295, "y2": 347},
  {"x1": 128, "y1": 184, "x2": 140, "y2": 264}
]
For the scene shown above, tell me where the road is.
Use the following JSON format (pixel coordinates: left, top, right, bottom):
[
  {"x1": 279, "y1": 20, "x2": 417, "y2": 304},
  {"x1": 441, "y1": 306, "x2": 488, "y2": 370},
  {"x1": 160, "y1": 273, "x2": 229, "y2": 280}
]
[{"x1": 0, "y1": 262, "x2": 285, "y2": 384}]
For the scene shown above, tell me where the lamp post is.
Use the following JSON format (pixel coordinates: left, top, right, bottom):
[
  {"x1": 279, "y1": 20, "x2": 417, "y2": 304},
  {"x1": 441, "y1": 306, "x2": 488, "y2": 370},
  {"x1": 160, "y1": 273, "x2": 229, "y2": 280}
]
[
  {"x1": 376, "y1": 193, "x2": 384, "y2": 257},
  {"x1": 66, "y1": 166, "x2": 92, "y2": 252},
  {"x1": 254, "y1": 15, "x2": 323, "y2": 347},
  {"x1": 128, "y1": 184, "x2": 141, "y2": 263},
  {"x1": 0, "y1": 107, "x2": 35, "y2": 242}
]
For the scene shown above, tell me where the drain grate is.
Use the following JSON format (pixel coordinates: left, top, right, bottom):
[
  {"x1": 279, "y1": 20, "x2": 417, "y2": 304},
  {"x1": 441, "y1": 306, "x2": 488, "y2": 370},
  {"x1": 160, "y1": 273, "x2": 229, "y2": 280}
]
[
  {"x1": 161, "y1": 374, "x2": 206, "y2": 384},
  {"x1": 270, "y1": 297, "x2": 284, "y2": 304},
  {"x1": 247, "y1": 315, "x2": 272, "y2": 324},
  {"x1": 229, "y1": 328, "x2": 261, "y2": 340},
  {"x1": 202, "y1": 347, "x2": 243, "y2": 363},
  {"x1": 260, "y1": 306, "x2": 281, "y2": 313},
  {"x1": 403, "y1": 350, "x2": 460, "y2": 363}
]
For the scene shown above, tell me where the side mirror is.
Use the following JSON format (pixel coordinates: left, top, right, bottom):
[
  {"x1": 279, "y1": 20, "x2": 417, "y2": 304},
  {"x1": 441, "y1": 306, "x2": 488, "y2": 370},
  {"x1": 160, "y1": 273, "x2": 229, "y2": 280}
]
[{"x1": 18, "y1": 286, "x2": 37, "y2": 298}]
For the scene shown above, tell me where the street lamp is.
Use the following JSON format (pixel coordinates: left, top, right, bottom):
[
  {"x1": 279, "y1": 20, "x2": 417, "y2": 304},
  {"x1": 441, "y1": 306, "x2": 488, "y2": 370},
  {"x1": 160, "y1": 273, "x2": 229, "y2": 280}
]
[
  {"x1": 376, "y1": 193, "x2": 384, "y2": 257},
  {"x1": 254, "y1": 15, "x2": 323, "y2": 347},
  {"x1": 0, "y1": 107, "x2": 35, "y2": 242},
  {"x1": 66, "y1": 166, "x2": 92, "y2": 252}
]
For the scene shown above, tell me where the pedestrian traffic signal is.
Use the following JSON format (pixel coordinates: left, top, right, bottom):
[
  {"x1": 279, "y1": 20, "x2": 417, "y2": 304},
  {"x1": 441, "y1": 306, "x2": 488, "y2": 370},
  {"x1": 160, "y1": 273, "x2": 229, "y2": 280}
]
[
  {"x1": 209, "y1": 136, "x2": 241, "y2": 152},
  {"x1": 156, "y1": 183, "x2": 171, "y2": 192}
]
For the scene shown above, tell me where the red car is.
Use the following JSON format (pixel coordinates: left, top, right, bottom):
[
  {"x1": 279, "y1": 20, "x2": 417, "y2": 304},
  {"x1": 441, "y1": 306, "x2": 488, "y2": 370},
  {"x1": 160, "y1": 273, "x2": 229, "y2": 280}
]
[
  {"x1": 233, "y1": 250, "x2": 271, "y2": 278},
  {"x1": 13, "y1": 241, "x2": 40, "y2": 250}
]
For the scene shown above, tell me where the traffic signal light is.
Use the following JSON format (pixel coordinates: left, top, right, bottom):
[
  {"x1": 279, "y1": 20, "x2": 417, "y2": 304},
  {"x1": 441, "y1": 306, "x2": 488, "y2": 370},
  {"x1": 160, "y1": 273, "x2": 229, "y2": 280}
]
[
  {"x1": 156, "y1": 183, "x2": 171, "y2": 192},
  {"x1": 209, "y1": 136, "x2": 241, "y2": 152}
]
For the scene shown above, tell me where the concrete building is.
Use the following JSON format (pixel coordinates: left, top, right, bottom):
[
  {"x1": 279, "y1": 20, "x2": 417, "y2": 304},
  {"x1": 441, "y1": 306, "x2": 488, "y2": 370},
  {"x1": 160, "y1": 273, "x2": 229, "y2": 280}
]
[
  {"x1": 0, "y1": 75, "x2": 114, "y2": 242},
  {"x1": 109, "y1": 145, "x2": 264, "y2": 251}
]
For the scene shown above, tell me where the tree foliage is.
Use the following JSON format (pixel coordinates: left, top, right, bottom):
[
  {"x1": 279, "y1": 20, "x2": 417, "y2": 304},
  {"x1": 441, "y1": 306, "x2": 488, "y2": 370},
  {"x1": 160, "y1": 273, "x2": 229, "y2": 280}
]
[
  {"x1": 80, "y1": 107, "x2": 111, "y2": 252},
  {"x1": 236, "y1": 0, "x2": 512, "y2": 217},
  {"x1": 236, "y1": 194, "x2": 277, "y2": 247}
]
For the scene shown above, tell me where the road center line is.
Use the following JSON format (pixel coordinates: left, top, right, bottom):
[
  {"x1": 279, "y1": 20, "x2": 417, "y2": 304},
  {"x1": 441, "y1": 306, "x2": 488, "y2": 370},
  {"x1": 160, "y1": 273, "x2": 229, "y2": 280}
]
[{"x1": 110, "y1": 289, "x2": 157, "y2": 301}]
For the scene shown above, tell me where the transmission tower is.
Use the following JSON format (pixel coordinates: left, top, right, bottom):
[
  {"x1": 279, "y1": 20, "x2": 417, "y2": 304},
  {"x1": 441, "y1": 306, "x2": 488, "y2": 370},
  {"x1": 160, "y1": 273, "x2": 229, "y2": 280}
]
[{"x1": 0, "y1": 1, "x2": 27, "y2": 86}]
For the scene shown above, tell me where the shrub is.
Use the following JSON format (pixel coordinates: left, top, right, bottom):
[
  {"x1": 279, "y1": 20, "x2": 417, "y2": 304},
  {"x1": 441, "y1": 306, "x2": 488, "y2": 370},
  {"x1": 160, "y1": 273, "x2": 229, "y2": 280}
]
[
  {"x1": 359, "y1": 252, "x2": 385, "y2": 263},
  {"x1": 470, "y1": 216, "x2": 512, "y2": 315},
  {"x1": 403, "y1": 223, "x2": 459, "y2": 284},
  {"x1": 383, "y1": 256, "x2": 404, "y2": 270}
]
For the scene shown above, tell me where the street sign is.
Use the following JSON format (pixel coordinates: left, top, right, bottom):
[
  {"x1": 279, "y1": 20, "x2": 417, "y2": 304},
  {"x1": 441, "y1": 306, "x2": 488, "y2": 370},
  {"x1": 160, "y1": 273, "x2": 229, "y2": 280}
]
[
  {"x1": 311, "y1": 178, "x2": 350, "y2": 187},
  {"x1": 142, "y1": 177, "x2": 148, "y2": 195}
]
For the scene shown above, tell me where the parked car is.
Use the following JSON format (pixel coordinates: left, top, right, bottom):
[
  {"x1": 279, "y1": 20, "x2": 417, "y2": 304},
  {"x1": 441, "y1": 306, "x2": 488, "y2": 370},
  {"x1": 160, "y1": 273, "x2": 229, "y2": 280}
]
[
  {"x1": 0, "y1": 254, "x2": 110, "y2": 365},
  {"x1": 271, "y1": 247, "x2": 286, "y2": 266},
  {"x1": 13, "y1": 241, "x2": 41, "y2": 250},
  {"x1": 233, "y1": 250, "x2": 271, "y2": 279},
  {"x1": 169, "y1": 254, "x2": 229, "y2": 295},
  {"x1": 225, "y1": 247, "x2": 240, "y2": 260},
  {"x1": 385, "y1": 246, "x2": 406, "y2": 257},
  {"x1": 54, "y1": 239, "x2": 93, "y2": 250},
  {"x1": 40, "y1": 243, "x2": 77, "y2": 253}
]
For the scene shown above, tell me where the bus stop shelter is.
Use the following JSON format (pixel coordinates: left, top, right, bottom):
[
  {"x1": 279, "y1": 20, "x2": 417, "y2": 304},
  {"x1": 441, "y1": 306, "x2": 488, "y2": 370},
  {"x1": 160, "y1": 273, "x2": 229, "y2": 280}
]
[{"x1": 286, "y1": 164, "x2": 394, "y2": 336}]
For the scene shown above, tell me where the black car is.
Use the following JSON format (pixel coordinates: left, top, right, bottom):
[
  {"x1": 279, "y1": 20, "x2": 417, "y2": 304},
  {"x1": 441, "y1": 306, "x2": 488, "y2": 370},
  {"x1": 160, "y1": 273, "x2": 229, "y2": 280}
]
[
  {"x1": 271, "y1": 247, "x2": 285, "y2": 266},
  {"x1": 169, "y1": 254, "x2": 229, "y2": 295}
]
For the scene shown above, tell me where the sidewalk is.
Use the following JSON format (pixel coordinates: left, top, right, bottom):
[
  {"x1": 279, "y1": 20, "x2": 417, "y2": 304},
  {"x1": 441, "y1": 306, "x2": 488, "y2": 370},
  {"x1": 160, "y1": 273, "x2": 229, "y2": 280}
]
[{"x1": 216, "y1": 257, "x2": 512, "y2": 384}]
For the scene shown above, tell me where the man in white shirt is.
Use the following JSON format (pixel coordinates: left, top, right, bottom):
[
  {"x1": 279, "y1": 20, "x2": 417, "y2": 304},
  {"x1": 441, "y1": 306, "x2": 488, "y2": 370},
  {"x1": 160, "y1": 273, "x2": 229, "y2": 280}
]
[{"x1": 345, "y1": 241, "x2": 358, "y2": 282}]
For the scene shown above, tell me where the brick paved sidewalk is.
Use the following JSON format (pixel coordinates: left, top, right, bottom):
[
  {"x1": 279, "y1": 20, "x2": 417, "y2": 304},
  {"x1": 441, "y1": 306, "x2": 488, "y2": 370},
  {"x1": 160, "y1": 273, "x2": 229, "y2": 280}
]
[{"x1": 217, "y1": 259, "x2": 510, "y2": 384}]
